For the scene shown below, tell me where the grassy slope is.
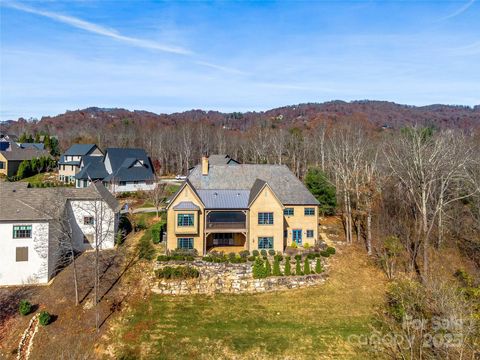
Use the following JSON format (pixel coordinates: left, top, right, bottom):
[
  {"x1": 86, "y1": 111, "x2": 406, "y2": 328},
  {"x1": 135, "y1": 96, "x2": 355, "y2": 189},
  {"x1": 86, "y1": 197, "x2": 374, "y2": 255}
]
[{"x1": 112, "y1": 244, "x2": 387, "y2": 359}]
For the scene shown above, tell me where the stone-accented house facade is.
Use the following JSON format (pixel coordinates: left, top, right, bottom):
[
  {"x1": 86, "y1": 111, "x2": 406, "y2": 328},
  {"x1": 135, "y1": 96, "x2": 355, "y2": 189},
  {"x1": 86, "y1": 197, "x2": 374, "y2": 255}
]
[
  {"x1": 58, "y1": 144, "x2": 103, "y2": 184},
  {"x1": 166, "y1": 155, "x2": 319, "y2": 255},
  {"x1": 0, "y1": 182, "x2": 120, "y2": 286}
]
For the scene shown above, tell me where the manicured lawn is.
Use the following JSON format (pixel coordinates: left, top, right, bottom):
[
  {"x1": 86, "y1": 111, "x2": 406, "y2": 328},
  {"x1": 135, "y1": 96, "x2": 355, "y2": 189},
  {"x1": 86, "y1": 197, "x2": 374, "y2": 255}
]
[{"x1": 112, "y1": 245, "x2": 386, "y2": 359}]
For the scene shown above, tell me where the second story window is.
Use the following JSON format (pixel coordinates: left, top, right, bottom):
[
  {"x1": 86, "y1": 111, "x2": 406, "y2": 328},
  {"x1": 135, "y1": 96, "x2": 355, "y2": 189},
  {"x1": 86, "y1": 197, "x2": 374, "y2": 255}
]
[
  {"x1": 13, "y1": 225, "x2": 32, "y2": 239},
  {"x1": 84, "y1": 216, "x2": 94, "y2": 225},
  {"x1": 177, "y1": 213, "x2": 194, "y2": 227},
  {"x1": 284, "y1": 208, "x2": 294, "y2": 216},
  {"x1": 304, "y1": 208, "x2": 315, "y2": 216},
  {"x1": 258, "y1": 212, "x2": 274, "y2": 225}
]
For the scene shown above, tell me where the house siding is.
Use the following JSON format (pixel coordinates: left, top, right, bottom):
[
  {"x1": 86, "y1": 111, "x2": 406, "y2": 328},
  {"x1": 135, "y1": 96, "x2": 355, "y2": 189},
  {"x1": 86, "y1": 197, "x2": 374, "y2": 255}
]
[
  {"x1": 166, "y1": 185, "x2": 205, "y2": 255},
  {"x1": 283, "y1": 205, "x2": 319, "y2": 246},
  {"x1": 0, "y1": 221, "x2": 51, "y2": 286},
  {"x1": 248, "y1": 186, "x2": 284, "y2": 253}
]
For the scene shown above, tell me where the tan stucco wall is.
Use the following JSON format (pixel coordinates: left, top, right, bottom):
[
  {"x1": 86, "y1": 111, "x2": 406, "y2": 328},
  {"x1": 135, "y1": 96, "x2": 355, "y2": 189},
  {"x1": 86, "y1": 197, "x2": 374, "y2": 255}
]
[
  {"x1": 0, "y1": 153, "x2": 9, "y2": 177},
  {"x1": 0, "y1": 155, "x2": 21, "y2": 177},
  {"x1": 283, "y1": 206, "x2": 319, "y2": 246},
  {"x1": 59, "y1": 164, "x2": 79, "y2": 177},
  {"x1": 248, "y1": 186, "x2": 284, "y2": 252},
  {"x1": 166, "y1": 185, "x2": 205, "y2": 255}
]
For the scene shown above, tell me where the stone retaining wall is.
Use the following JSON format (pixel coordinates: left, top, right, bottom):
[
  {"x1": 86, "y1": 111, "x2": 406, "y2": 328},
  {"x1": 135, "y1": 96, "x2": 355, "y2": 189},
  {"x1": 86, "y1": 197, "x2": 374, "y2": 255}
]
[{"x1": 152, "y1": 260, "x2": 327, "y2": 295}]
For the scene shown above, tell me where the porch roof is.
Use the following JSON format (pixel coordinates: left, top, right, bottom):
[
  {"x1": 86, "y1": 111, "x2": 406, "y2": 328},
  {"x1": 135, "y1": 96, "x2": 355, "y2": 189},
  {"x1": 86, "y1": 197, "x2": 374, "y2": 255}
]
[
  {"x1": 173, "y1": 201, "x2": 200, "y2": 211},
  {"x1": 198, "y1": 189, "x2": 249, "y2": 209}
]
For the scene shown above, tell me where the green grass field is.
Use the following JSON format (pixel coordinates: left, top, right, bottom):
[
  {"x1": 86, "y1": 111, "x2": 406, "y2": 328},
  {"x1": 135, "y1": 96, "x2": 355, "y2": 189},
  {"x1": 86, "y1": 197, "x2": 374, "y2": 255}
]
[{"x1": 112, "y1": 245, "x2": 386, "y2": 359}]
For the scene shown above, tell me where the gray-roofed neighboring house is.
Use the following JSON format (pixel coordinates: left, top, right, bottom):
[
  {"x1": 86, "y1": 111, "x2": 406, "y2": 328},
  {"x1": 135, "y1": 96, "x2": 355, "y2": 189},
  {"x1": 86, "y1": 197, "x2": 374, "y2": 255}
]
[
  {"x1": 58, "y1": 144, "x2": 103, "y2": 184},
  {"x1": 0, "y1": 181, "x2": 119, "y2": 286},
  {"x1": 74, "y1": 147, "x2": 155, "y2": 193},
  {"x1": 0, "y1": 143, "x2": 51, "y2": 177}
]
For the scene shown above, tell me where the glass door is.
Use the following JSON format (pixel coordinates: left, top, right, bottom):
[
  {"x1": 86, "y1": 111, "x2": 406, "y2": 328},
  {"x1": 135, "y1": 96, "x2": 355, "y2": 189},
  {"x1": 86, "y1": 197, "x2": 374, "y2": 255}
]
[{"x1": 292, "y1": 229, "x2": 302, "y2": 245}]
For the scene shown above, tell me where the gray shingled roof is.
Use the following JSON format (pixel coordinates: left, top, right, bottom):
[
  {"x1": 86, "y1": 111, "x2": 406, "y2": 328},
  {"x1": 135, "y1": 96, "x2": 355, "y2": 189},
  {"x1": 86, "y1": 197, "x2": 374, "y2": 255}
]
[
  {"x1": 75, "y1": 156, "x2": 108, "y2": 180},
  {"x1": 207, "y1": 154, "x2": 240, "y2": 165},
  {"x1": 188, "y1": 163, "x2": 319, "y2": 205},
  {"x1": 173, "y1": 201, "x2": 200, "y2": 210},
  {"x1": 63, "y1": 144, "x2": 97, "y2": 156},
  {"x1": 197, "y1": 189, "x2": 250, "y2": 209},
  {"x1": 103, "y1": 148, "x2": 154, "y2": 182},
  {"x1": 0, "y1": 144, "x2": 50, "y2": 161},
  {"x1": 19, "y1": 143, "x2": 45, "y2": 150},
  {"x1": 0, "y1": 181, "x2": 120, "y2": 221}
]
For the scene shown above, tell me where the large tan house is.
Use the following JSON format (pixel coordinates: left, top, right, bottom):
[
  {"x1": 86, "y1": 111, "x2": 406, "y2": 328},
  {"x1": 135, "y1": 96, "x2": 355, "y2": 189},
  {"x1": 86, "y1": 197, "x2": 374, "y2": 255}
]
[{"x1": 166, "y1": 155, "x2": 320, "y2": 255}]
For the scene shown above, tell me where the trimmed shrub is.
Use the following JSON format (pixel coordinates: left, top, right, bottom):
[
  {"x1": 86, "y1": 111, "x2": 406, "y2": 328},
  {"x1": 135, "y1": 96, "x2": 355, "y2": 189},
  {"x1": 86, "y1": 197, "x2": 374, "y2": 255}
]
[
  {"x1": 19, "y1": 300, "x2": 32, "y2": 316},
  {"x1": 202, "y1": 256, "x2": 213, "y2": 262},
  {"x1": 274, "y1": 254, "x2": 283, "y2": 262},
  {"x1": 315, "y1": 253, "x2": 321, "y2": 258},
  {"x1": 326, "y1": 246, "x2": 336, "y2": 255},
  {"x1": 252, "y1": 258, "x2": 267, "y2": 279},
  {"x1": 38, "y1": 311, "x2": 52, "y2": 326},
  {"x1": 315, "y1": 258, "x2": 324, "y2": 274},
  {"x1": 265, "y1": 258, "x2": 272, "y2": 276},
  {"x1": 239, "y1": 250, "x2": 250, "y2": 259},
  {"x1": 247, "y1": 256, "x2": 256, "y2": 262},
  {"x1": 268, "y1": 249, "x2": 275, "y2": 256},
  {"x1": 320, "y1": 250, "x2": 330, "y2": 258},
  {"x1": 157, "y1": 255, "x2": 170, "y2": 262},
  {"x1": 137, "y1": 234, "x2": 155, "y2": 260},
  {"x1": 303, "y1": 258, "x2": 311, "y2": 275},
  {"x1": 155, "y1": 266, "x2": 199, "y2": 279},
  {"x1": 303, "y1": 242, "x2": 311, "y2": 249},
  {"x1": 284, "y1": 257, "x2": 291, "y2": 276},
  {"x1": 252, "y1": 250, "x2": 260, "y2": 257},
  {"x1": 272, "y1": 257, "x2": 282, "y2": 276},
  {"x1": 290, "y1": 242, "x2": 298, "y2": 248},
  {"x1": 294, "y1": 254, "x2": 302, "y2": 261},
  {"x1": 260, "y1": 249, "x2": 267, "y2": 257},
  {"x1": 150, "y1": 222, "x2": 164, "y2": 244},
  {"x1": 295, "y1": 259, "x2": 303, "y2": 276},
  {"x1": 228, "y1": 252, "x2": 237, "y2": 261},
  {"x1": 307, "y1": 253, "x2": 317, "y2": 260}
]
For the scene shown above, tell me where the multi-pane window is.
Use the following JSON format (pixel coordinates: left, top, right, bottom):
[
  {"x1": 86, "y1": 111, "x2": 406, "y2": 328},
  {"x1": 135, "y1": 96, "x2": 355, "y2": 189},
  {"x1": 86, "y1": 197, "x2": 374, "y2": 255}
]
[
  {"x1": 84, "y1": 216, "x2": 94, "y2": 225},
  {"x1": 258, "y1": 237, "x2": 273, "y2": 249},
  {"x1": 304, "y1": 208, "x2": 315, "y2": 216},
  {"x1": 0, "y1": 161, "x2": 4, "y2": 169},
  {"x1": 177, "y1": 237, "x2": 193, "y2": 250},
  {"x1": 16, "y1": 247, "x2": 28, "y2": 262},
  {"x1": 13, "y1": 225, "x2": 32, "y2": 239},
  {"x1": 284, "y1": 208, "x2": 294, "y2": 216},
  {"x1": 177, "y1": 214, "x2": 194, "y2": 227},
  {"x1": 258, "y1": 212, "x2": 274, "y2": 225},
  {"x1": 307, "y1": 230, "x2": 314, "y2": 238}
]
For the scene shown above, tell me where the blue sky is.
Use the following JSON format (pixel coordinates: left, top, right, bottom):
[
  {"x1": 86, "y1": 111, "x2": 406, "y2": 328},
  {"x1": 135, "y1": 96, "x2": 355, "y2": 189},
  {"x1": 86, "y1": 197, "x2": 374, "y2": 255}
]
[{"x1": 1, "y1": 0, "x2": 479, "y2": 120}]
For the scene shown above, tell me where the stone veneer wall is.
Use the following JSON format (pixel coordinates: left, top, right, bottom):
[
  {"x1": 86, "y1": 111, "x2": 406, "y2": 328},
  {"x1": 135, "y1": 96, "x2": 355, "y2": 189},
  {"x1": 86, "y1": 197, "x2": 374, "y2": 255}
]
[{"x1": 152, "y1": 260, "x2": 327, "y2": 295}]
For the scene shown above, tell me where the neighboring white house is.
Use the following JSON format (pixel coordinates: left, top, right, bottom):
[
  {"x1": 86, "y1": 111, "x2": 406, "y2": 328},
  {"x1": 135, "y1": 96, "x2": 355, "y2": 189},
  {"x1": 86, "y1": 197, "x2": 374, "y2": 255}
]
[
  {"x1": 0, "y1": 181, "x2": 120, "y2": 286},
  {"x1": 75, "y1": 147, "x2": 155, "y2": 193}
]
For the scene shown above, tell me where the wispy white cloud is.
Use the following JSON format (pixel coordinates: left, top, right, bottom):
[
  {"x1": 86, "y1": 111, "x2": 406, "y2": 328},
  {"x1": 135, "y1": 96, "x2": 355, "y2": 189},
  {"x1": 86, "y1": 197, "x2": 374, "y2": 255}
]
[
  {"x1": 194, "y1": 61, "x2": 247, "y2": 75},
  {"x1": 438, "y1": 0, "x2": 475, "y2": 21},
  {"x1": 3, "y1": 1, "x2": 192, "y2": 55}
]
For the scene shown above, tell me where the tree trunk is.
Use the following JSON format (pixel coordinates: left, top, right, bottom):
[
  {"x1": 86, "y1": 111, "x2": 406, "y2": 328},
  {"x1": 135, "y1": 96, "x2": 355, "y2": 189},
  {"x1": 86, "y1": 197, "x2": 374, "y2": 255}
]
[{"x1": 366, "y1": 208, "x2": 372, "y2": 256}]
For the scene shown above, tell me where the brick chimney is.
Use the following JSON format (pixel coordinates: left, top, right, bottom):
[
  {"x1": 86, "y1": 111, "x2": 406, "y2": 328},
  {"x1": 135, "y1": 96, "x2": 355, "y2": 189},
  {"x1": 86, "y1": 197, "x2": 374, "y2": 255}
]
[{"x1": 202, "y1": 156, "x2": 209, "y2": 176}]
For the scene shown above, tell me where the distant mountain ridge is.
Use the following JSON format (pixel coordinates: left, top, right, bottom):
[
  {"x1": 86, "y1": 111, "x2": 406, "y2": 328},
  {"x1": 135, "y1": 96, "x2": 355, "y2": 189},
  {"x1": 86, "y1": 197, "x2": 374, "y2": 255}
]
[{"x1": 3, "y1": 101, "x2": 480, "y2": 142}]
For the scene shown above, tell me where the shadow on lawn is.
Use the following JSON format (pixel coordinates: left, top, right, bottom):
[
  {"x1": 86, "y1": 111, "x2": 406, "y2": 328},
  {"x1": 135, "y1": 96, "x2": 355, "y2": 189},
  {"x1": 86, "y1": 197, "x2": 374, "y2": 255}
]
[{"x1": 0, "y1": 287, "x2": 37, "y2": 342}]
